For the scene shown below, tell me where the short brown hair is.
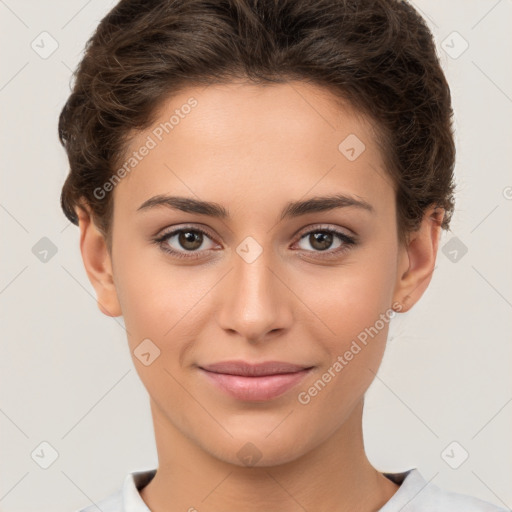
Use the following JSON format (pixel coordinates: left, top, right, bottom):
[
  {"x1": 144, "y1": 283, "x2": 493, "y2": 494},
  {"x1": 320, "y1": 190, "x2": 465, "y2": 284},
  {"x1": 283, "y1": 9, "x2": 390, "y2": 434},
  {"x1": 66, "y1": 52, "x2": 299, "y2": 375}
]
[{"x1": 58, "y1": 0, "x2": 456, "y2": 248}]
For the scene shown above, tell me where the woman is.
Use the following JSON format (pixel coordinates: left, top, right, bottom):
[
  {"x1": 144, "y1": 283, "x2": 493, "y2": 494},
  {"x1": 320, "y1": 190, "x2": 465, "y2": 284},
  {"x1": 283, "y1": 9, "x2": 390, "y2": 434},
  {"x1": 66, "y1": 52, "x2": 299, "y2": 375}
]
[{"x1": 59, "y1": 0, "x2": 507, "y2": 510}]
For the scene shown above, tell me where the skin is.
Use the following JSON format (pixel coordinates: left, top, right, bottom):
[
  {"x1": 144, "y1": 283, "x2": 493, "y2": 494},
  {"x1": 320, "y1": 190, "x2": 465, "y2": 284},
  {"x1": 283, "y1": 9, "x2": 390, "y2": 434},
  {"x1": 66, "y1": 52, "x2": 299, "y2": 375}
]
[{"x1": 76, "y1": 81, "x2": 444, "y2": 512}]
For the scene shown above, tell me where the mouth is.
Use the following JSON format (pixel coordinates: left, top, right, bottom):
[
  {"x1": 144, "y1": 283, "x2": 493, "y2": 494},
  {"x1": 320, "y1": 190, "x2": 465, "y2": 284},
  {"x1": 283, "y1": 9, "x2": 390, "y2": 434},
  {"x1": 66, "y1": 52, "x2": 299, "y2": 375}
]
[{"x1": 198, "y1": 360, "x2": 314, "y2": 401}]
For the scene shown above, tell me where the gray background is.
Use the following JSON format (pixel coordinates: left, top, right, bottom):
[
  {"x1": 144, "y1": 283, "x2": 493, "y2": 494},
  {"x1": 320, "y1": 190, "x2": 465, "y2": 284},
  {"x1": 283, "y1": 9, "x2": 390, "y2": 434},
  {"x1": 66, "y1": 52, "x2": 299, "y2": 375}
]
[{"x1": 0, "y1": 1, "x2": 511, "y2": 511}]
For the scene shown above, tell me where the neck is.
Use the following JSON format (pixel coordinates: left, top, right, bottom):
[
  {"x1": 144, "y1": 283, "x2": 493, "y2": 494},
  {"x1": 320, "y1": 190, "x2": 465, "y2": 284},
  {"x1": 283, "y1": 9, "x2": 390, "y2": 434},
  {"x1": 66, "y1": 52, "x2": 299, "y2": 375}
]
[{"x1": 139, "y1": 399, "x2": 399, "y2": 512}]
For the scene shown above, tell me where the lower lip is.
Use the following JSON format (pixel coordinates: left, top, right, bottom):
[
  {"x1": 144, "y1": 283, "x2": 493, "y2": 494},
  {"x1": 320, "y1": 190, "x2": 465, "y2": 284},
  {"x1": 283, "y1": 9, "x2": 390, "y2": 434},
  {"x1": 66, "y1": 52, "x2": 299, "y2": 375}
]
[{"x1": 199, "y1": 368, "x2": 313, "y2": 401}]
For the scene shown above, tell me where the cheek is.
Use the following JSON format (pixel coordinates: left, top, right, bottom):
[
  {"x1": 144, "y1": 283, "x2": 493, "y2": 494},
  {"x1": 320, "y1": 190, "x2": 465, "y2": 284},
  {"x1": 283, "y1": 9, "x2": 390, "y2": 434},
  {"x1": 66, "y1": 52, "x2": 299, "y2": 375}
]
[
  {"x1": 318, "y1": 256, "x2": 397, "y2": 344},
  {"x1": 113, "y1": 248, "x2": 215, "y2": 353},
  {"x1": 295, "y1": 278, "x2": 395, "y2": 427},
  {"x1": 303, "y1": 245, "x2": 398, "y2": 394},
  {"x1": 112, "y1": 245, "x2": 175, "y2": 342},
  {"x1": 112, "y1": 256, "x2": 196, "y2": 397}
]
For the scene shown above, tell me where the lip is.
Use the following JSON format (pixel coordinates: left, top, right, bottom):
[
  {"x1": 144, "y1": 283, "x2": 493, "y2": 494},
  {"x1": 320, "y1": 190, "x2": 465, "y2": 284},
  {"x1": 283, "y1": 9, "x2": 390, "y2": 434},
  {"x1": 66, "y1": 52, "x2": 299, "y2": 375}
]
[
  {"x1": 200, "y1": 360, "x2": 312, "y2": 376},
  {"x1": 198, "y1": 360, "x2": 314, "y2": 401}
]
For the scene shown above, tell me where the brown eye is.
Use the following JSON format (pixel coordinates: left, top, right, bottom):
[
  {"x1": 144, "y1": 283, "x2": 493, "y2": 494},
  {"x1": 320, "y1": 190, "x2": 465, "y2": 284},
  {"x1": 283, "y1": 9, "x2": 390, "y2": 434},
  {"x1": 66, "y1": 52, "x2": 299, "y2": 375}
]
[
  {"x1": 178, "y1": 230, "x2": 204, "y2": 251},
  {"x1": 308, "y1": 232, "x2": 334, "y2": 251},
  {"x1": 295, "y1": 227, "x2": 356, "y2": 258},
  {"x1": 156, "y1": 227, "x2": 217, "y2": 258}
]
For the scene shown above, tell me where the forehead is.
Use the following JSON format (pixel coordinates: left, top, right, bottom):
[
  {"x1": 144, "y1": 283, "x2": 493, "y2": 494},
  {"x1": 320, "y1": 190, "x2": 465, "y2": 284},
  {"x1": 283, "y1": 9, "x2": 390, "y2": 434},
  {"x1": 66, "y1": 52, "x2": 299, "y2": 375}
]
[{"x1": 112, "y1": 80, "x2": 393, "y2": 218}]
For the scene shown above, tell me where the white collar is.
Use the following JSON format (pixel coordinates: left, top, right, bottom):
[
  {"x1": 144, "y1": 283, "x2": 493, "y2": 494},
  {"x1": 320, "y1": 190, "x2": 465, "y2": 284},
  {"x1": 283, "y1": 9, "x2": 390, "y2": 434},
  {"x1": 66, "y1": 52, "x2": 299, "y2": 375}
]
[{"x1": 121, "y1": 467, "x2": 417, "y2": 511}]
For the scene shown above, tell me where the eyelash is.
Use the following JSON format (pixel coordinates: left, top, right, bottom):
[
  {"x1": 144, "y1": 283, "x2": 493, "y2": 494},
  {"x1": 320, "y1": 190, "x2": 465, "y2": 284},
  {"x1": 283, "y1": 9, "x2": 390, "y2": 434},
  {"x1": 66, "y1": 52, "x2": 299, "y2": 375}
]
[{"x1": 153, "y1": 224, "x2": 357, "y2": 260}]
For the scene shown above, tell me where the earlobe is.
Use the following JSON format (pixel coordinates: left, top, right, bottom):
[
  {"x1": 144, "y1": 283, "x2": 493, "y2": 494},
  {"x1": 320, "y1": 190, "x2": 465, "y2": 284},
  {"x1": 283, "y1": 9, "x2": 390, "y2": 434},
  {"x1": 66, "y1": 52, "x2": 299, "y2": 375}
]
[
  {"x1": 392, "y1": 206, "x2": 445, "y2": 313},
  {"x1": 76, "y1": 204, "x2": 122, "y2": 318}
]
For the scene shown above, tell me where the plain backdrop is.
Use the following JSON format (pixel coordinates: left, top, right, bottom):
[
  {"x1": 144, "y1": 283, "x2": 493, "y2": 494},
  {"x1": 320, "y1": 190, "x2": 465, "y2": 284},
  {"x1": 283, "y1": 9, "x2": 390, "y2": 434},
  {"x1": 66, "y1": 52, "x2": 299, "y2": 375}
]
[{"x1": 0, "y1": 1, "x2": 511, "y2": 511}]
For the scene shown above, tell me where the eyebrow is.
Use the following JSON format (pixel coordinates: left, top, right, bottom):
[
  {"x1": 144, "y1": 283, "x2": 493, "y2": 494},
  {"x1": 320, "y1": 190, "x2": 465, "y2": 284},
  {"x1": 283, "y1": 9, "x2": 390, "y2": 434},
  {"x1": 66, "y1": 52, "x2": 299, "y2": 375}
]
[{"x1": 137, "y1": 193, "x2": 375, "y2": 221}]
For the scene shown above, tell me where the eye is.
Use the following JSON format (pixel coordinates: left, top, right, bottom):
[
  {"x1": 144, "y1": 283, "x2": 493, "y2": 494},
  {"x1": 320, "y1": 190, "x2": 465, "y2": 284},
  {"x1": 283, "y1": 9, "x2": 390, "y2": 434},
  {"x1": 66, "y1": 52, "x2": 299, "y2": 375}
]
[
  {"x1": 153, "y1": 224, "x2": 357, "y2": 260},
  {"x1": 154, "y1": 226, "x2": 218, "y2": 259},
  {"x1": 294, "y1": 226, "x2": 356, "y2": 257}
]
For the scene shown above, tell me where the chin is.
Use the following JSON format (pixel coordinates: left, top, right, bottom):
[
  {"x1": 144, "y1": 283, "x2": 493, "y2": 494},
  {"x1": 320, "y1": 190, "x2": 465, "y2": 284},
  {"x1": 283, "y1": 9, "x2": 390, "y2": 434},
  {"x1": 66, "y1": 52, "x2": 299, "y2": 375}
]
[{"x1": 203, "y1": 429, "x2": 311, "y2": 468}]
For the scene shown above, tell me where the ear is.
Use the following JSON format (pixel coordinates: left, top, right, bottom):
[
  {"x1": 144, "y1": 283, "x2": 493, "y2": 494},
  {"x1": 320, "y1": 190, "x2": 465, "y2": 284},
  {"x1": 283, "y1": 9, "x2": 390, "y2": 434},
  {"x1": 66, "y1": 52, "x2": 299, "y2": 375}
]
[
  {"x1": 75, "y1": 203, "x2": 122, "y2": 317},
  {"x1": 392, "y1": 205, "x2": 445, "y2": 313}
]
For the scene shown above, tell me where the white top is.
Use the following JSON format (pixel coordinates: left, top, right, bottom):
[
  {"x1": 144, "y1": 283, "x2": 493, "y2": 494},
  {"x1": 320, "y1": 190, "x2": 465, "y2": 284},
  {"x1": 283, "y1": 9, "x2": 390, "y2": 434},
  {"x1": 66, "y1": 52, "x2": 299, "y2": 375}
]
[{"x1": 74, "y1": 467, "x2": 508, "y2": 512}]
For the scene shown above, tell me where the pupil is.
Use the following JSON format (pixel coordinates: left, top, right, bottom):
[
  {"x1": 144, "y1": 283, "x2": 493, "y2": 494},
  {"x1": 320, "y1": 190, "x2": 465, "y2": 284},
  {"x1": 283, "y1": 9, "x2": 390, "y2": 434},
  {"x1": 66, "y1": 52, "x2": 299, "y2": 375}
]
[
  {"x1": 175, "y1": 231, "x2": 334, "y2": 252},
  {"x1": 311, "y1": 232, "x2": 332, "y2": 251},
  {"x1": 179, "y1": 231, "x2": 202, "y2": 250}
]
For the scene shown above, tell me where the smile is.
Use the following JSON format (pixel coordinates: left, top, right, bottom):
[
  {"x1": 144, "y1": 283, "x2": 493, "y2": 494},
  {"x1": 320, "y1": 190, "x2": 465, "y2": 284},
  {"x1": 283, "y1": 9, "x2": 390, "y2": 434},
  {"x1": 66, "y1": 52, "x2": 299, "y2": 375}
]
[{"x1": 199, "y1": 367, "x2": 313, "y2": 401}]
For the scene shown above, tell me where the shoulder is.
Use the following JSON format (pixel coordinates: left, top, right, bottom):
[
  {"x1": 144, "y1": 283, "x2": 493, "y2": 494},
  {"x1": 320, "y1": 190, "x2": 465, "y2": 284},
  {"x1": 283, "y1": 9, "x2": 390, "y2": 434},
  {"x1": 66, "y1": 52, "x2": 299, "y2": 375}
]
[
  {"x1": 423, "y1": 485, "x2": 509, "y2": 512},
  {"x1": 380, "y1": 468, "x2": 509, "y2": 512},
  {"x1": 72, "y1": 469, "x2": 155, "y2": 512},
  {"x1": 72, "y1": 489, "x2": 123, "y2": 512}
]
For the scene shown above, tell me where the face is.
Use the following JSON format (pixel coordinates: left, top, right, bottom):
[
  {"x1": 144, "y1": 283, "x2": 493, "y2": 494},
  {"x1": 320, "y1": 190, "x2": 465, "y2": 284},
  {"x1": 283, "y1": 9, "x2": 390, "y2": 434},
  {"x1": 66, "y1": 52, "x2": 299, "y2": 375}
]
[{"x1": 92, "y1": 81, "x2": 420, "y2": 467}]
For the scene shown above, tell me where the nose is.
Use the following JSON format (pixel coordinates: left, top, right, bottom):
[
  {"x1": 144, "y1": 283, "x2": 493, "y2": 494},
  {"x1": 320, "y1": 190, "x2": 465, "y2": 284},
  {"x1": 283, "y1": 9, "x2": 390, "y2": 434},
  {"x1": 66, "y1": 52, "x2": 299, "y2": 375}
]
[{"x1": 215, "y1": 245, "x2": 294, "y2": 343}]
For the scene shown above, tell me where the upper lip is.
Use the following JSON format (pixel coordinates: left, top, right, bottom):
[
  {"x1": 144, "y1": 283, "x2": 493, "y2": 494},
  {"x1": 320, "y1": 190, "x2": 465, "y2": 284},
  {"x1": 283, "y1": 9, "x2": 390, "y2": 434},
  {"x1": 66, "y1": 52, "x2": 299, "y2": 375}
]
[{"x1": 199, "y1": 360, "x2": 313, "y2": 377}]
